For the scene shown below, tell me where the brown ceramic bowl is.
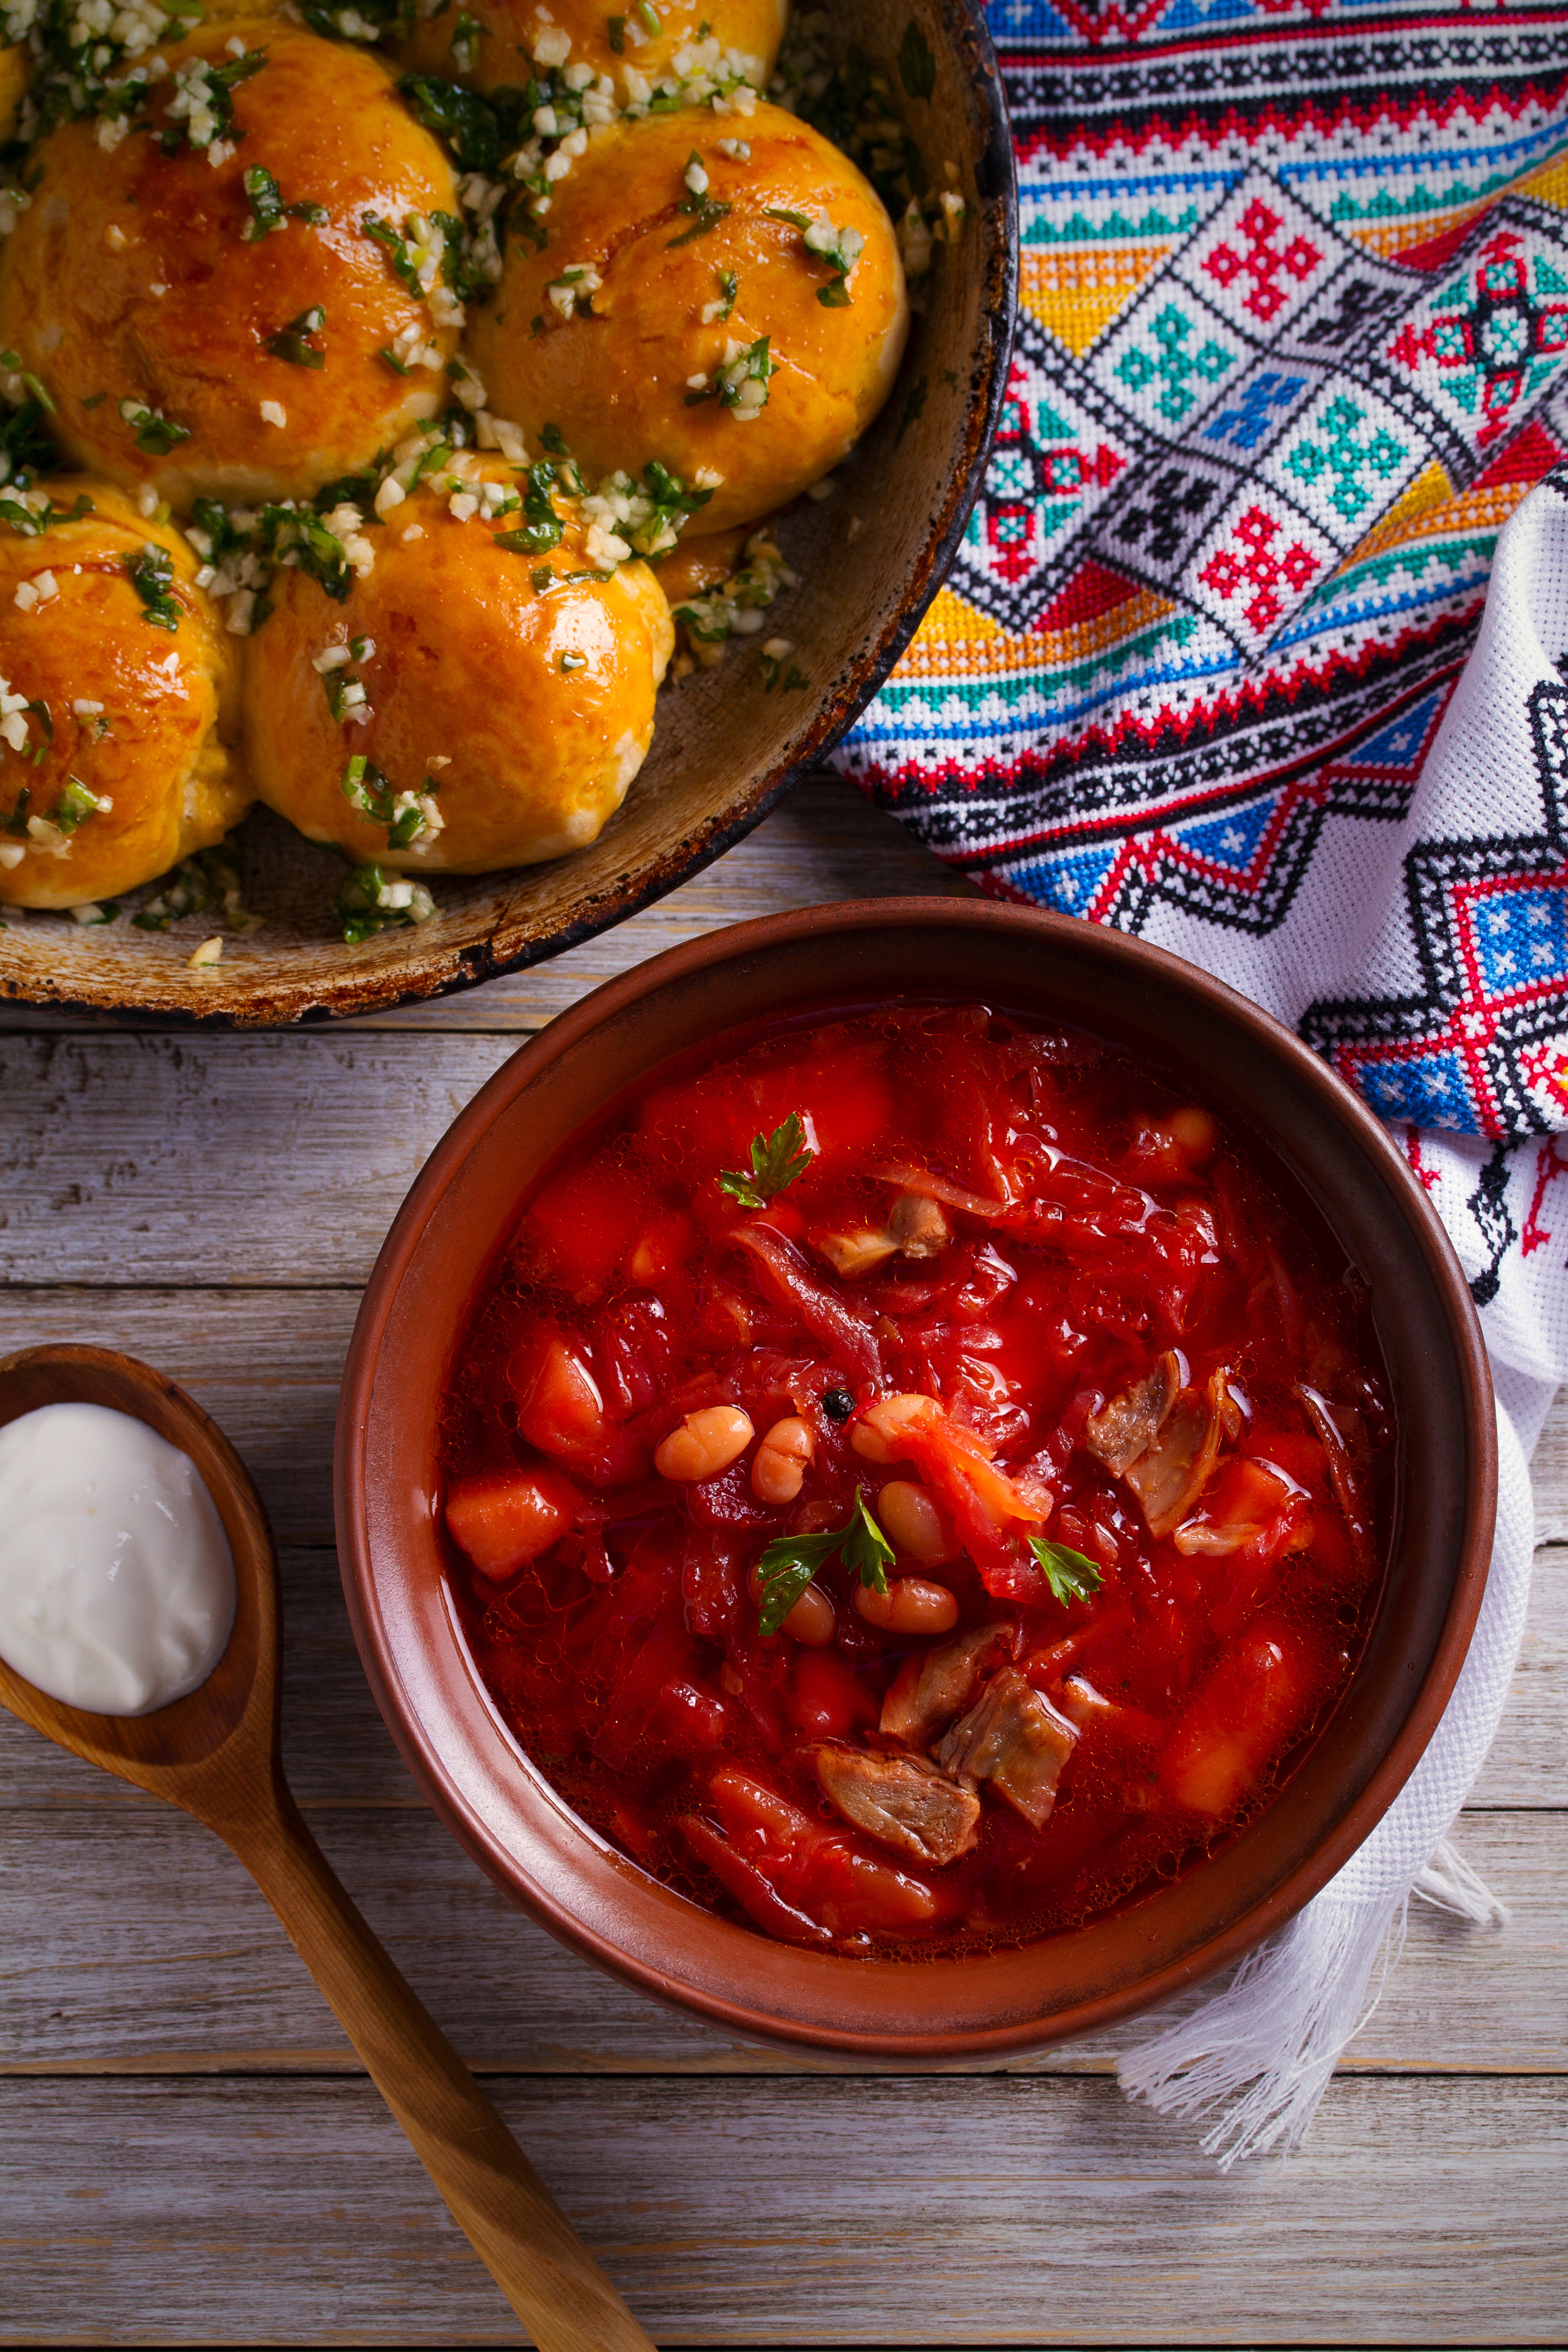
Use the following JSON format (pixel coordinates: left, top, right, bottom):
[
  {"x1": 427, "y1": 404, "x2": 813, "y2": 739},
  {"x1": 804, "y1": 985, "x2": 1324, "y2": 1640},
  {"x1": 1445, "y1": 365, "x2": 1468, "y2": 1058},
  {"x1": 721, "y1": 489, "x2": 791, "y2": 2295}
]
[
  {"x1": 0, "y1": 0, "x2": 1015, "y2": 1029},
  {"x1": 335, "y1": 900, "x2": 1496, "y2": 2058}
]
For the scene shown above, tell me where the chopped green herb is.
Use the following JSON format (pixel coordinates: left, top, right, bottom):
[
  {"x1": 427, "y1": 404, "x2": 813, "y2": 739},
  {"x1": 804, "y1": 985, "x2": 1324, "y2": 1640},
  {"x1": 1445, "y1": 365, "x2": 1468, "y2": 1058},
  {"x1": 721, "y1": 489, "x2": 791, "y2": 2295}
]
[
  {"x1": 263, "y1": 306, "x2": 327, "y2": 368},
  {"x1": 540, "y1": 422, "x2": 568, "y2": 456},
  {"x1": 637, "y1": 0, "x2": 661, "y2": 31},
  {"x1": 123, "y1": 544, "x2": 180, "y2": 631},
  {"x1": 396, "y1": 72, "x2": 501, "y2": 174},
  {"x1": 530, "y1": 564, "x2": 554, "y2": 590},
  {"x1": 714, "y1": 267, "x2": 738, "y2": 322},
  {"x1": 754, "y1": 1486, "x2": 891, "y2": 1635},
  {"x1": 24, "y1": 697, "x2": 52, "y2": 742},
  {"x1": 242, "y1": 163, "x2": 284, "y2": 242},
  {"x1": 158, "y1": 48, "x2": 268, "y2": 156},
  {"x1": 1028, "y1": 1535, "x2": 1105, "y2": 1608},
  {"x1": 360, "y1": 211, "x2": 421, "y2": 294},
  {"x1": 2, "y1": 786, "x2": 29, "y2": 836},
  {"x1": 378, "y1": 345, "x2": 410, "y2": 376},
  {"x1": 52, "y1": 775, "x2": 106, "y2": 834},
  {"x1": 764, "y1": 205, "x2": 812, "y2": 231},
  {"x1": 895, "y1": 373, "x2": 928, "y2": 444},
  {"x1": 75, "y1": 900, "x2": 121, "y2": 925},
  {"x1": 897, "y1": 18, "x2": 936, "y2": 100},
  {"x1": 287, "y1": 198, "x2": 329, "y2": 224},
  {"x1": 334, "y1": 860, "x2": 436, "y2": 944},
  {"x1": 80, "y1": 392, "x2": 108, "y2": 412},
  {"x1": 493, "y1": 461, "x2": 564, "y2": 555},
  {"x1": 119, "y1": 397, "x2": 191, "y2": 457},
  {"x1": 940, "y1": 366, "x2": 960, "y2": 389},
  {"x1": 718, "y1": 1108, "x2": 814, "y2": 1207},
  {"x1": 668, "y1": 166, "x2": 733, "y2": 248},
  {"x1": 607, "y1": 11, "x2": 625, "y2": 49}
]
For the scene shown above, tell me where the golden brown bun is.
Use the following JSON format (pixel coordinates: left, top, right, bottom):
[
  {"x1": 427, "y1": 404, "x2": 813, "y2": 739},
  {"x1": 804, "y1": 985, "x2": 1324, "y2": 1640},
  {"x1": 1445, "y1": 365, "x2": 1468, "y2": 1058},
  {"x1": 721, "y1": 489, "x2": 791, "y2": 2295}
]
[
  {"x1": 243, "y1": 460, "x2": 674, "y2": 870},
  {"x1": 467, "y1": 103, "x2": 906, "y2": 534},
  {"x1": 395, "y1": 0, "x2": 785, "y2": 99},
  {"x1": 0, "y1": 481, "x2": 250, "y2": 910},
  {"x1": 0, "y1": 41, "x2": 28, "y2": 144},
  {"x1": 0, "y1": 24, "x2": 462, "y2": 508}
]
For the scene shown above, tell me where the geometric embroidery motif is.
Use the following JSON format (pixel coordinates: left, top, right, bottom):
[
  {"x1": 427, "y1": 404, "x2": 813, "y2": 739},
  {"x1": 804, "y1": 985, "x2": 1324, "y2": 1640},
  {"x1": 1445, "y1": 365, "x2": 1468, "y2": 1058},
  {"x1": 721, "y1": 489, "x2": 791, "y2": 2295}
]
[
  {"x1": 1280, "y1": 395, "x2": 1411, "y2": 528},
  {"x1": 1302, "y1": 681, "x2": 1568, "y2": 1137},
  {"x1": 1387, "y1": 228, "x2": 1568, "y2": 454},
  {"x1": 1113, "y1": 301, "x2": 1237, "y2": 425},
  {"x1": 1192, "y1": 497, "x2": 1333, "y2": 647},
  {"x1": 1202, "y1": 368, "x2": 1312, "y2": 454},
  {"x1": 1201, "y1": 196, "x2": 1322, "y2": 326}
]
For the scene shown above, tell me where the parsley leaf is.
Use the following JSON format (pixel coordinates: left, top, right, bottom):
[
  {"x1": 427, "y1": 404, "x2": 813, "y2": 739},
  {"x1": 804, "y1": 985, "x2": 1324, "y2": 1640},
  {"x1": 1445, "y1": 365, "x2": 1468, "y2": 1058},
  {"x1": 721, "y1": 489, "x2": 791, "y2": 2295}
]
[
  {"x1": 718, "y1": 1109, "x2": 814, "y2": 1207},
  {"x1": 897, "y1": 18, "x2": 936, "y2": 100},
  {"x1": 755, "y1": 1485, "x2": 891, "y2": 1635},
  {"x1": 242, "y1": 164, "x2": 285, "y2": 241},
  {"x1": 397, "y1": 73, "x2": 501, "y2": 175},
  {"x1": 1028, "y1": 1536, "x2": 1104, "y2": 1608},
  {"x1": 493, "y1": 461, "x2": 564, "y2": 555},
  {"x1": 123, "y1": 544, "x2": 180, "y2": 631},
  {"x1": 263, "y1": 305, "x2": 326, "y2": 368},
  {"x1": 119, "y1": 397, "x2": 191, "y2": 457}
]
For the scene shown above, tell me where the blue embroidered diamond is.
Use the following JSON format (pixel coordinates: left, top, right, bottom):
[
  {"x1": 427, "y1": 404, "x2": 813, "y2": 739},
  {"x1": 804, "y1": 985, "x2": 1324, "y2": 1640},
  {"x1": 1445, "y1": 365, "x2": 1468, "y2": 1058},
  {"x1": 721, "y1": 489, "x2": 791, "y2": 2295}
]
[{"x1": 1471, "y1": 885, "x2": 1568, "y2": 997}]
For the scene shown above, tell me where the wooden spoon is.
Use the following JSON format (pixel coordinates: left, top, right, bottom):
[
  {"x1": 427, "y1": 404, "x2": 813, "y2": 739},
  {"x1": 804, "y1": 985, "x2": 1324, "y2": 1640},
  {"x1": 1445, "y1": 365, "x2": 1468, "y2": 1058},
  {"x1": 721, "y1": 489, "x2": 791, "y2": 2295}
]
[{"x1": 0, "y1": 1344, "x2": 656, "y2": 2352}]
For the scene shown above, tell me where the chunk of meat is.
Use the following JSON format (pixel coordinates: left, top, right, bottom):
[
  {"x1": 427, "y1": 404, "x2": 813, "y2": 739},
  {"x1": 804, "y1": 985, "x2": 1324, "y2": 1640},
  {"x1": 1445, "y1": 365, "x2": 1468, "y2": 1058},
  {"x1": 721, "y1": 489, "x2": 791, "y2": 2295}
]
[
  {"x1": 934, "y1": 1666, "x2": 1078, "y2": 1830},
  {"x1": 879, "y1": 1622, "x2": 1011, "y2": 1748},
  {"x1": 1083, "y1": 1352, "x2": 1181, "y2": 1477},
  {"x1": 806, "y1": 1742, "x2": 981, "y2": 1867},
  {"x1": 815, "y1": 1191, "x2": 951, "y2": 1280},
  {"x1": 1123, "y1": 1369, "x2": 1228, "y2": 1539}
]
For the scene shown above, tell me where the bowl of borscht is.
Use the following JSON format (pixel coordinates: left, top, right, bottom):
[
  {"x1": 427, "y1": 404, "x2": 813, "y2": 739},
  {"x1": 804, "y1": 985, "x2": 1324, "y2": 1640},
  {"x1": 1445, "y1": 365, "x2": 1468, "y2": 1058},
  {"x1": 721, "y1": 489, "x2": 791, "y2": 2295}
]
[{"x1": 335, "y1": 900, "x2": 1495, "y2": 2058}]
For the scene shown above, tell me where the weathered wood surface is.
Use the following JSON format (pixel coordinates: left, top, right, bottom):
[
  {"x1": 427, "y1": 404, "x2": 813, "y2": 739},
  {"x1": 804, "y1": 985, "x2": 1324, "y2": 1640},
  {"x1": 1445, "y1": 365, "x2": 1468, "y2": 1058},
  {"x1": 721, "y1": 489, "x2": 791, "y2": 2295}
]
[
  {"x1": 0, "y1": 778, "x2": 1563, "y2": 2345},
  {"x1": 4, "y1": 2075, "x2": 1565, "y2": 2346}
]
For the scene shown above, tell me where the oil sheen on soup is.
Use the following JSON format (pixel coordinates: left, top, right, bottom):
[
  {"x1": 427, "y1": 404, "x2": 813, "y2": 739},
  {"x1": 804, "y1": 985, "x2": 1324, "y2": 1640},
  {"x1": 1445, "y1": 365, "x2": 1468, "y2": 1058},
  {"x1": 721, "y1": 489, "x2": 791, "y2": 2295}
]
[{"x1": 438, "y1": 1004, "x2": 1389, "y2": 1956}]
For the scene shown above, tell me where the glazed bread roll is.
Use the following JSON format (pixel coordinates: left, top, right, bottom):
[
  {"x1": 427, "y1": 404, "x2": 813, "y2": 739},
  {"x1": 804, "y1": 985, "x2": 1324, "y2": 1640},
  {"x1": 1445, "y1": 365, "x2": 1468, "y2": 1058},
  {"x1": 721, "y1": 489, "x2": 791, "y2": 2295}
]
[
  {"x1": 0, "y1": 40, "x2": 28, "y2": 144},
  {"x1": 0, "y1": 24, "x2": 462, "y2": 507},
  {"x1": 396, "y1": 0, "x2": 786, "y2": 99},
  {"x1": 468, "y1": 102, "x2": 906, "y2": 534},
  {"x1": 243, "y1": 457, "x2": 674, "y2": 871},
  {"x1": 0, "y1": 480, "x2": 250, "y2": 911}
]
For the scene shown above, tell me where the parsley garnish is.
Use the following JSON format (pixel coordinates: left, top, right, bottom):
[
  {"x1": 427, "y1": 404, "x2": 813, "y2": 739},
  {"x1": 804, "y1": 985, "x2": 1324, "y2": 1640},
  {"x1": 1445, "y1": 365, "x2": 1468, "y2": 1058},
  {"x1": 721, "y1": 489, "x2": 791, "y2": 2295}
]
[
  {"x1": 397, "y1": 73, "x2": 501, "y2": 174},
  {"x1": 897, "y1": 18, "x2": 936, "y2": 100},
  {"x1": 255, "y1": 503, "x2": 353, "y2": 602},
  {"x1": 119, "y1": 398, "x2": 191, "y2": 457},
  {"x1": 123, "y1": 544, "x2": 180, "y2": 631},
  {"x1": 361, "y1": 211, "x2": 421, "y2": 293},
  {"x1": 669, "y1": 162, "x2": 733, "y2": 248},
  {"x1": 52, "y1": 775, "x2": 106, "y2": 834},
  {"x1": 714, "y1": 267, "x2": 738, "y2": 321},
  {"x1": 608, "y1": 11, "x2": 625, "y2": 49},
  {"x1": 1028, "y1": 1536, "x2": 1104, "y2": 1608},
  {"x1": 685, "y1": 334, "x2": 772, "y2": 412},
  {"x1": 493, "y1": 461, "x2": 564, "y2": 555},
  {"x1": 158, "y1": 48, "x2": 267, "y2": 155},
  {"x1": 755, "y1": 1487, "x2": 892, "y2": 1635},
  {"x1": 760, "y1": 651, "x2": 809, "y2": 694},
  {"x1": 334, "y1": 860, "x2": 435, "y2": 944},
  {"x1": 242, "y1": 164, "x2": 284, "y2": 241},
  {"x1": 540, "y1": 422, "x2": 568, "y2": 456},
  {"x1": 637, "y1": 0, "x2": 661, "y2": 30},
  {"x1": 263, "y1": 306, "x2": 327, "y2": 368},
  {"x1": 718, "y1": 1109, "x2": 814, "y2": 1206},
  {"x1": 765, "y1": 206, "x2": 813, "y2": 231},
  {"x1": 378, "y1": 345, "x2": 410, "y2": 375}
]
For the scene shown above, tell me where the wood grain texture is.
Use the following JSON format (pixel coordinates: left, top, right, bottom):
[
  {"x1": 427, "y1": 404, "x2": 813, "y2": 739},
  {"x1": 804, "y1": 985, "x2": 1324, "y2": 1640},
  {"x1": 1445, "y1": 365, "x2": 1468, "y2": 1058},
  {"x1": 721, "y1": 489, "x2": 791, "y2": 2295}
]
[
  {"x1": 0, "y1": 1802, "x2": 1561, "y2": 2078},
  {"x1": 0, "y1": 774, "x2": 1562, "y2": 2346},
  {"x1": 2, "y1": 2073, "x2": 1564, "y2": 2346}
]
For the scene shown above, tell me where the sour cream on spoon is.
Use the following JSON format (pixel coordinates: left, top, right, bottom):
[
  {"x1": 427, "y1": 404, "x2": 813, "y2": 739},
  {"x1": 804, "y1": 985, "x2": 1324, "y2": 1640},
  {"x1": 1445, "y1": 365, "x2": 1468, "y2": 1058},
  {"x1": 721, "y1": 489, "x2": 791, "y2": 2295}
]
[{"x1": 0, "y1": 1401, "x2": 236, "y2": 1716}]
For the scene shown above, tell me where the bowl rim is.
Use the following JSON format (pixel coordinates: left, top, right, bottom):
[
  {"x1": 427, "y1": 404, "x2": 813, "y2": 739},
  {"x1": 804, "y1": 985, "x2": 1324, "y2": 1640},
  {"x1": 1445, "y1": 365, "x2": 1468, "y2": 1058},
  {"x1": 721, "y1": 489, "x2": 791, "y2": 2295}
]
[
  {"x1": 335, "y1": 897, "x2": 1498, "y2": 2057},
  {"x1": 0, "y1": 0, "x2": 1019, "y2": 1031}
]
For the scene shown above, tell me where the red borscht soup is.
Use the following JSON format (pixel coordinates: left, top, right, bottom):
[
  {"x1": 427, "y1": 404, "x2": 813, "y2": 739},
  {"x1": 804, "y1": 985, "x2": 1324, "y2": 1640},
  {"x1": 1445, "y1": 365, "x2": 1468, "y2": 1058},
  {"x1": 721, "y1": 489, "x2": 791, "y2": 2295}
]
[{"x1": 438, "y1": 1003, "x2": 1388, "y2": 1956}]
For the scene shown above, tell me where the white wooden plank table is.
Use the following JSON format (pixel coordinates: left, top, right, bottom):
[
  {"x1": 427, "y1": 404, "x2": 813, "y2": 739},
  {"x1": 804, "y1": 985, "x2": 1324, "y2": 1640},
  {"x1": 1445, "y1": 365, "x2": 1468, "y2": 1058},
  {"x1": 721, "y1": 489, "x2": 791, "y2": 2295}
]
[{"x1": 1, "y1": 777, "x2": 1563, "y2": 2346}]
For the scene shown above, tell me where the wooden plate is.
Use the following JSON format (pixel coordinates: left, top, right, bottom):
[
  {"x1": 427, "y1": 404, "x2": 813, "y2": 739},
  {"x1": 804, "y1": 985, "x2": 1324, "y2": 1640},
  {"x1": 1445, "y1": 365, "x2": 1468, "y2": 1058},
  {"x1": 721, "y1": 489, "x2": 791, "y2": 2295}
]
[{"x1": 0, "y1": 0, "x2": 1016, "y2": 1027}]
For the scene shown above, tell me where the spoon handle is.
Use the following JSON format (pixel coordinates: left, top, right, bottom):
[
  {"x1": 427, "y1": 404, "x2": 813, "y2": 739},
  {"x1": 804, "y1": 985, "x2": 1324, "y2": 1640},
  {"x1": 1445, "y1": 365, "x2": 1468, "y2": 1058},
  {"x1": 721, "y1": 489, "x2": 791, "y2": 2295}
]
[{"x1": 222, "y1": 1784, "x2": 656, "y2": 2352}]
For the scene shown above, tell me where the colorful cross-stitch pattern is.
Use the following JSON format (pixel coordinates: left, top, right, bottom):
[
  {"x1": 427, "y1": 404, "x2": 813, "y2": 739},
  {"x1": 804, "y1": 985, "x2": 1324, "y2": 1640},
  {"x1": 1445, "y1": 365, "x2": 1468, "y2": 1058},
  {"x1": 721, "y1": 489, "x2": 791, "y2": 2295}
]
[{"x1": 836, "y1": 0, "x2": 1568, "y2": 1142}]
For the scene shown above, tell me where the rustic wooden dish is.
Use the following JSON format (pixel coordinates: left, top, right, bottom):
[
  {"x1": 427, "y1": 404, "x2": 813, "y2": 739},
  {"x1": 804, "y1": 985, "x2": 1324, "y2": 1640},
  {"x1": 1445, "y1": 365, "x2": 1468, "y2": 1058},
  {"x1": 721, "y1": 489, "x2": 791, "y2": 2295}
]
[
  {"x1": 335, "y1": 899, "x2": 1498, "y2": 2062},
  {"x1": 0, "y1": 0, "x2": 1015, "y2": 1029}
]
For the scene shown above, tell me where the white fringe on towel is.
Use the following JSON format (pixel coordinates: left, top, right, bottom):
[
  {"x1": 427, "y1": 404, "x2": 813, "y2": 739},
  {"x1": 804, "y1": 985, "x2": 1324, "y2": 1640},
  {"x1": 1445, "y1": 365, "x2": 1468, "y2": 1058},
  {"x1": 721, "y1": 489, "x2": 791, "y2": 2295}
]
[{"x1": 1117, "y1": 1397, "x2": 1533, "y2": 2167}]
